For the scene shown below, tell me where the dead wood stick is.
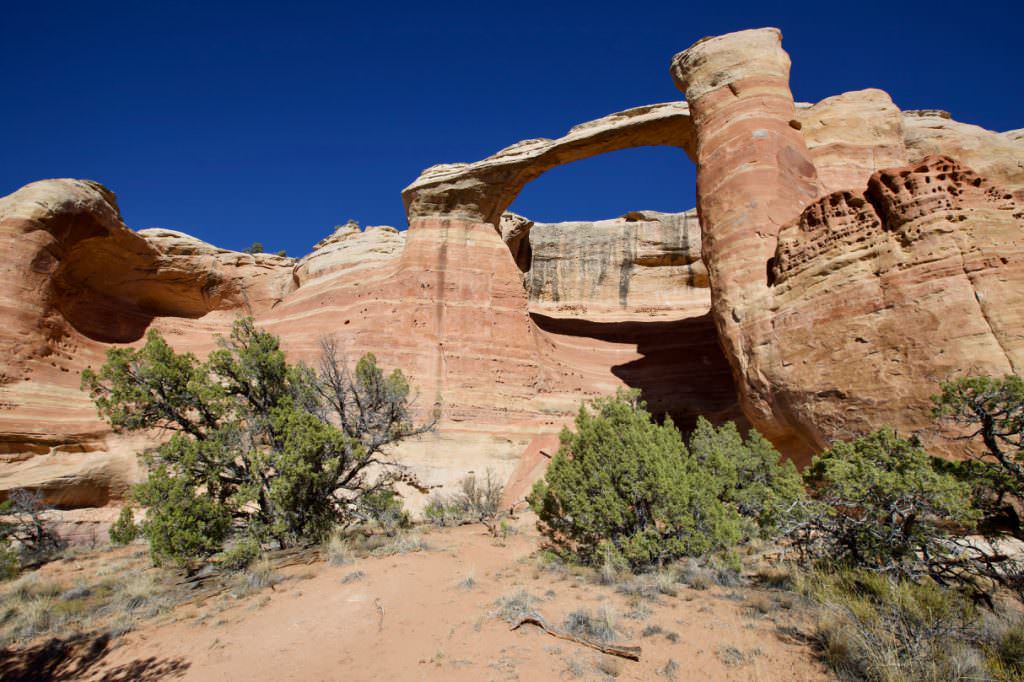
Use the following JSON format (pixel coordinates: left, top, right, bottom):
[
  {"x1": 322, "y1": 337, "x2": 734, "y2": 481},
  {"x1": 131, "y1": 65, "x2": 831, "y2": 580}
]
[{"x1": 510, "y1": 614, "x2": 641, "y2": 661}]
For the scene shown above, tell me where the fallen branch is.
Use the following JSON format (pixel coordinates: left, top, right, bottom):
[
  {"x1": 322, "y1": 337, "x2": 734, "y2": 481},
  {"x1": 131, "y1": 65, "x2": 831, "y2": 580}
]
[{"x1": 510, "y1": 614, "x2": 641, "y2": 661}]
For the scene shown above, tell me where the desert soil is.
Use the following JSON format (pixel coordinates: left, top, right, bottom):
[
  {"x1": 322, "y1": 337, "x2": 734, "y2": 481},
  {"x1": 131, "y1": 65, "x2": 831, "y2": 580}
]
[{"x1": 4, "y1": 518, "x2": 829, "y2": 681}]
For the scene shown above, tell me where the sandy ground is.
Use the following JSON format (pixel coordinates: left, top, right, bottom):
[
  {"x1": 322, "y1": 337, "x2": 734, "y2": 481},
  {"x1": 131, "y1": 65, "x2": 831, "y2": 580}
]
[{"x1": 4, "y1": 519, "x2": 829, "y2": 681}]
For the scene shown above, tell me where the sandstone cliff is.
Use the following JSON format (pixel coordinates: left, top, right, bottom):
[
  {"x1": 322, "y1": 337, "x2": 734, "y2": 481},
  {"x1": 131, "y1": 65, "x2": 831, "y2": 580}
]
[
  {"x1": 671, "y1": 27, "x2": 1024, "y2": 459},
  {"x1": 520, "y1": 210, "x2": 707, "y2": 318},
  {"x1": 2, "y1": 27, "x2": 1022, "y2": 521}
]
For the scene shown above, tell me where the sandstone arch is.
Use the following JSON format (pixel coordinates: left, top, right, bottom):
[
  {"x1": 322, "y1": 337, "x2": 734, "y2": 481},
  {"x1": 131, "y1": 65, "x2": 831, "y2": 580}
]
[{"x1": 402, "y1": 102, "x2": 697, "y2": 225}]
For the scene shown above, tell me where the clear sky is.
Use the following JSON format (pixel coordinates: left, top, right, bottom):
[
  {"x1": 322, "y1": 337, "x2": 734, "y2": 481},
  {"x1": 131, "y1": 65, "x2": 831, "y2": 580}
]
[{"x1": 2, "y1": 0, "x2": 1021, "y2": 256}]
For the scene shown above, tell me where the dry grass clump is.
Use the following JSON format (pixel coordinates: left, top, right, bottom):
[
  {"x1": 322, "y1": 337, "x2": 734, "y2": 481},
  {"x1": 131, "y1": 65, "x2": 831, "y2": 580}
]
[
  {"x1": 656, "y1": 658, "x2": 680, "y2": 680},
  {"x1": 715, "y1": 644, "x2": 762, "y2": 667},
  {"x1": 804, "y1": 568, "x2": 999, "y2": 682},
  {"x1": 594, "y1": 654, "x2": 622, "y2": 677},
  {"x1": 0, "y1": 560, "x2": 178, "y2": 647},
  {"x1": 492, "y1": 589, "x2": 539, "y2": 623},
  {"x1": 457, "y1": 567, "x2": 476, "y2": 590},
  {"x1": 341, "y1": 570, "x2": 365, "y2": 584},
  {"x1": 369, "y1": 531, "x2": 429, "y2": 557},
  {"x1": 324, "y1": 532, "x2": 355, "y2": 566},
  {"x1": 230, "y1": 558, "x2": 284, "y2": 598},
  {"x1": 562, "y1": 604, "x2": 617, "y2": 642},
  {"x1": 615, "y1": 570, "x2": 678, "y2": 601},
  {"x1": 675, "y1": 556, "x2": 743, "y2": 590}
]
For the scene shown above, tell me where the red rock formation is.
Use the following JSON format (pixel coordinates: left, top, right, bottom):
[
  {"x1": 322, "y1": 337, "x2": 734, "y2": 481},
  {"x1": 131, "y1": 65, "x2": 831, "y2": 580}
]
[
  {"x1": 673, "y1": 28, "x2": 1024, "y2": 460},
  {"x1": 0, "y1": 179, "x2": 294, "y2": 507},
  {"x1": 3, "y1": 27, "x2": 1022, "y2": 521},
  {"x1": 671, "y1": 28, "x2": 823, "y2": 455}
]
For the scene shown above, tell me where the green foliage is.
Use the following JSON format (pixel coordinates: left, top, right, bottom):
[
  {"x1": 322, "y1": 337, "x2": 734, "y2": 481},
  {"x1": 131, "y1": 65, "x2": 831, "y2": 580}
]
[
  {"x1": 243, "y1": 242, "x2": 264, "y2": 254},
  {"x1": 133, "y1": 465, "x2": 231, "y2": 567},
  {"x1": 359, "y1": 488, "x2": 409, "y2": 536},
  {"x1": 220, "y1": 537, "x2": 261, "y2": 570},
  {"x1": 82, "y1": 319, "x2": 432, "y2": 567},
  {"x1": 790, "y1": 428, "x2": 977, "y2": 580},
  {"x1": 0, "y1": 541, "x2": 17, "y2": 581},
  {"x1": 423, "y1": 493, "x2": 454, "y2": 527},
  {"x1": 529, "y1": 390, "x2": 742, "y2": 570},
  {"x1": 687, "y1": 417, "x2": 805, "y2": 539},
  {"x1": 108, "y1": 506, "x2": 139, "y2": 545},
  {"x1": 933, "y1": 374, "x2": 1024, "y2": 536}
]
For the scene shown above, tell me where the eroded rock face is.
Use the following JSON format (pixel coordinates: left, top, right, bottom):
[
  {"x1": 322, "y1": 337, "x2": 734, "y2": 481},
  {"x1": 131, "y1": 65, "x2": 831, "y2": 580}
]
[
  {"x1": 764, "y1": 156, "x2": 1024, "y2": 454},
  {"x1": 524, "y1": 210, "x2": 707, "y2": 318},
  {"x1": 672, "y1": 28, "x2": 1024, "y2": 459},
  {"x1": 902, "y1": 110, "x2": 1024, "y2": 196},
  {"x1": 0, "y1": 179, "x2": 296, "y2": 507},
  {"x1": 3, "y1": 27, "x2": 1022, "y2": 520}
]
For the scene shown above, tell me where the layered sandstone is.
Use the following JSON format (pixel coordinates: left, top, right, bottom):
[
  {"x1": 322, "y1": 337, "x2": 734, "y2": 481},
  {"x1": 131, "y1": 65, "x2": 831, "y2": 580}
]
[
  {"x1": 796, "y1": 89, "x2": 908, "y2": 194},
  {"x1": 672, "y1": 28, "x2": 1024, "y2": 459},
  {"x1": 523, "y1": 210, "x2": 707, "y2": 318},
  {"x1": 902, "y1": 110, "x2": 1024, "y2": 196},
  {"x1": 0, "y1": 179, "x2": 296, "y2": 506},
  {"x1": 3, "y1": 27, "x2": 1023, "y2": 520}
]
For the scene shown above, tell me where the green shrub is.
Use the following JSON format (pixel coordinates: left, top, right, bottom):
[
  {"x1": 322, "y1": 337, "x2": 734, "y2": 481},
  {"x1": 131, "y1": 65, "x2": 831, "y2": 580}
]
[
  {"x1": 82, "y1": 319, "x2": 434, "y2": 566},
  {"x1": 687, "y1": 417, "x2": 804, "y2": 538},
  {"x1": 221, "y1": 537, "x2": 261, "y2": 571},
  {"x1": 528, "y1": 389, "x2": 741, "y2": 570},
  {"x1": 933, "y1": 374, "x2": 1024, "y2": 536},
  {"x1": 789, "y1": 428, "x2": 977, "y2": 581},
  {"x1": 423, "y1": 493, "x2": 454, "y2": 527},
  {"x1": 359, "y1": 488, "x2": 410, "y2": 536},
  {"x1": 0, "y1": 541, "x2": 18, "y2": 580},
  {"x1": 108, "y1": 506, "x2": 139, "y2": 545},
  {"x1": 133, "y1": 466, "x2": 231, "y2": 567}
]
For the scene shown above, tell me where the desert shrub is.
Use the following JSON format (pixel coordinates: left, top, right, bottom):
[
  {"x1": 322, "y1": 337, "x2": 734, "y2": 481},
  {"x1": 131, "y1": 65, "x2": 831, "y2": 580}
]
[
  {"x1": 528, "y1": 389, "x2": 741, "y2": 570},
  {"x1": 82, "y1": 319, "x2": 434, "y2": 567},
  {"x1": 687, "y1": 417, "x2": 805, "y2": 538},
  {"x1": 933, "y1": 374, "x2": 1024, "y2": 536},
  {"x1": 420, "y1": 470, "x2": 506, "y2": 534},
  {"x1": 423, "y1": 493, "x2": 455, "y2": 526},
  {"x1": 132, "y1": 466, "x2": 231, "y2": 567},
  {"x1": 0, "y1": 542, "x2": 17, "y2": 580},
  {"x1": 359, "y1": 488, "x2": 410, "y2": 536},
  {"x1": 220, "y1": 537, "x2": 261, "y2": 570},
  {"x1": 805, "y1": 568, "x2": 990, "y2": 682},
  {"x1": 988, "y1": 617, "x2": 1024, "y2": 680},
  {"x1": 492, "y1": 589, "x2": 539, "y2": 622},
  {"x1": 788, "y1": 428, "x2": 978, "y2": 584},
  {"x1": 452, "y1": 469, "x2": 503, "y2": 521},
  {"x1": 563, "y1": 605, "x2": 616, "y2": 642},
  {"x1": 109, "y1": 506, "x2": 139, "y2": 545},
  {"x1": 0, "y1": 489, "x2": 65, "y2": 569},
  {"x1": 243, "y1": 242, "x2": 264, "y2": 254},
  {"x1": 324, "y1": 531, "x2": 355, "y2": 565}
]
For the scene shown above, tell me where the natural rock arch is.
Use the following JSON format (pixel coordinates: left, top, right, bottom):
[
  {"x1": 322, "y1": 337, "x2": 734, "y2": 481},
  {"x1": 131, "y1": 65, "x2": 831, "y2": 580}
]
[{"x1": 402, "y1": 102, "x2": 697, "y2": 225}]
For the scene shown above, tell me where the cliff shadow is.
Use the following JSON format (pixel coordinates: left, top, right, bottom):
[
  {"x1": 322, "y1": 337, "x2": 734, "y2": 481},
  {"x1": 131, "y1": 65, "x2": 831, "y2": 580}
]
[{"x1": 529, "y1": 311, "x2": 746, "y2": 434}]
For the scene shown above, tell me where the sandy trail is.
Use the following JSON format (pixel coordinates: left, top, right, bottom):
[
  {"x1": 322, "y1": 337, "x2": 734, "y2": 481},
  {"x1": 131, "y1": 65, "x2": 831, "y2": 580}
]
[{"x1": 80, "y1": 521, "x2": 826, "y2": 681}]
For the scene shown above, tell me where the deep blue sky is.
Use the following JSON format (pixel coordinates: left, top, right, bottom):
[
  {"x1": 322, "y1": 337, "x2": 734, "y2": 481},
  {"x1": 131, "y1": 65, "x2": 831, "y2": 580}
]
[{"x1": 3, "y1": 0, "x2": 1021, "y2": 256}]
